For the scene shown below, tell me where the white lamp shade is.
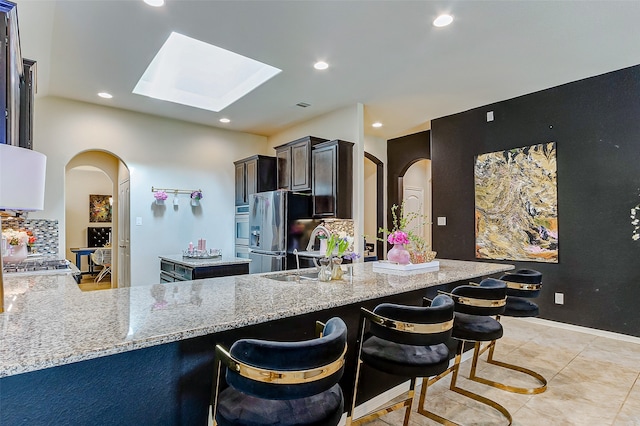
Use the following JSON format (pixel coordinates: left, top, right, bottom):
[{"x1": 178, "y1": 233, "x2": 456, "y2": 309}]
[{"x1": 0, "y1": 144, "x2": 47, "y2": 211}]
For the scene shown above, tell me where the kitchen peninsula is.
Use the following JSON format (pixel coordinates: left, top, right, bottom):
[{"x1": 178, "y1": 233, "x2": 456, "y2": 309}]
[{"x1": 1, "y1": 260, "x2": 513, "y2": 425}]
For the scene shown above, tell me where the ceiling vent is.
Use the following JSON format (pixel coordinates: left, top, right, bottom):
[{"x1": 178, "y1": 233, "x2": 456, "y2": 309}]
[{"x1": 296, "y1": 102, "x2": 311, "y2": 108}]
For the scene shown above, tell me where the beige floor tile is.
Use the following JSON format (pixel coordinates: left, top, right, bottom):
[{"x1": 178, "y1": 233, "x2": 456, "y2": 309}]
[
  {"x1": 614, "y1": 403, "x2": 640, "y2": 425},
  {"x1": 625, "y1": 376, "x2": 640, "y2": 409},
  {"x1": 512, "y1": 404, "x2": 610, "y2": 426},
  {"x1": 580, "y1": 337, "x2": 640, "y2": 371},
  {"x1": 361, "y1": 318, "x2": 640, "y2": 426}
]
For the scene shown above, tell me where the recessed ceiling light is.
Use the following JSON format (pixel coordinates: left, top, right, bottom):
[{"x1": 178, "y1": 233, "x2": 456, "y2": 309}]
[
  {"x1": 314, "y1": 61, "x2": 329, "y2": 70},
  {"x1": 144, "y1": 0, "x2": 164, "y2": 7},
  {"x1": 433, "y1": 14, "x2": 454, "y2": 27},
  {"x1": 372, "y1": 122, "x2": 383, "y2": 128},
  {"x1": 133, "y1": 32, "x2": 282, "y2": 112},
  {"x1": 219, "y1": 118, "x2": 230, "y2": 123},
  {"x1": 98, "y1": 92, "x2": 113, "y2": 99}
]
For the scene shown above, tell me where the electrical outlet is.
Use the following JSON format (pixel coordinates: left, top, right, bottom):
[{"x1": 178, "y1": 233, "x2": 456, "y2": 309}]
[
  {"x1": 554, "y1": 292, "x2": 564, "y2": 305},
  {"x1": 437, "y1": 217, "x2": 447, "y2": 226},
  {"x1": 486, "y1": 111, "x2": 494, "y2": 122}
]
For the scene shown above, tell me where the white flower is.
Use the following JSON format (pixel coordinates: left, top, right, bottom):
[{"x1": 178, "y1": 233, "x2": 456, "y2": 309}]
[{"x1": 633, "y1": 233, "x2": 640, "y2": 241}]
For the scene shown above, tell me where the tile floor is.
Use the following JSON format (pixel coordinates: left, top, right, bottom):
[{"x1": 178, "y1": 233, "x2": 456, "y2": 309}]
[{"x1": 360, "y1": 317, "x2": 640, "y2": 425}]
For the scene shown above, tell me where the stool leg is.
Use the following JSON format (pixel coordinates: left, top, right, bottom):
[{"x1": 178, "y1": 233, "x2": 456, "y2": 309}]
[
  {"x1": 449, "y1": 340, "x2": 513, "y2": 425},
  {"x1": 347, "y1": 315, "x2": 419, "y2": 426},
  {"x1": 468, "y1": 338, "x2": 547, "y2": 395},
  {"x1": 416, "y1": 360, "x2": 459, "y2": 425}
]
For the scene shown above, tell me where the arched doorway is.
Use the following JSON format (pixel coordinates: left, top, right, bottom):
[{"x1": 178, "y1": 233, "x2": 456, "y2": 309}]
[
  {"x1": 402, "y1": 159, "x2": 432, "y2": 249},
  {"x1": 65, "y1": 150, "x2": 130, "y2": 289}
]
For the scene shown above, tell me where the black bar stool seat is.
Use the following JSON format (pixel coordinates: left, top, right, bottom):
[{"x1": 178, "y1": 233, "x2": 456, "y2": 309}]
[
  {"x1": 213, "y1": 317, "x2": 348, "y2": 426},
  {"x1": 347, "y1": 295, "x2": 455, "y2": 426}
]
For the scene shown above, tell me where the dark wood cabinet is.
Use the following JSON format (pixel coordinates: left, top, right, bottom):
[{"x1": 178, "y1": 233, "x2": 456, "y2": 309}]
[
  {"x1": 312, "y1": 139, "x2": 354, "y2": 218},
  {"x1": 275, "y1": 136, "x2": 327, "y2": 191},
  {"x1": 233, "y1": 155, "x2": 276, "y2": 205}
]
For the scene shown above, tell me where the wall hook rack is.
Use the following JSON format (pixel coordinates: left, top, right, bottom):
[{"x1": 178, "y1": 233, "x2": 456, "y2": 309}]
[{"x1": 151, "y1": 187, "x2": 202, "y2": 195}]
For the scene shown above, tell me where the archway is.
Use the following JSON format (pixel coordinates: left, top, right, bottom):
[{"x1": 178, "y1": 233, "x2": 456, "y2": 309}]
[
  {"x1": 402, "y1": 159, "x2": 432, "y2": 249},
  {"x1": 65, "y1": 150, "x2": 130, "y2": 289}
]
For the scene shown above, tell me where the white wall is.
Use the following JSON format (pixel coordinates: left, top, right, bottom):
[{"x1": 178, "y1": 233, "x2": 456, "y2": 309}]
[
  {"x1": 31, "y1": 97, "x2": 268, "y2": 285},
  {"x1": 65, "y1": 167, "x2": 112, "y2": 270}
]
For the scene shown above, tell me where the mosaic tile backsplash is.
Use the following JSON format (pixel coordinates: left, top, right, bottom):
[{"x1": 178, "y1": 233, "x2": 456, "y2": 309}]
[{"x1": 1, "y1": 218, "x2": 59, "y2": 255}]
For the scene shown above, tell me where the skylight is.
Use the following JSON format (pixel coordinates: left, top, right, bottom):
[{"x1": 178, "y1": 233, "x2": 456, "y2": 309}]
[{"x1": 133, "y1": 32, "x2": 281, "y2": 112}]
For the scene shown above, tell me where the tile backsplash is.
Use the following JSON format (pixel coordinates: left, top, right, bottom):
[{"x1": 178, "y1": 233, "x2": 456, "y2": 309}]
[
  {"x1": 321, "y1": 219, "x2": 354, "y2": 238},
  {"x1": 1, "y1": 218, "x2": 59, "y2": 255}
]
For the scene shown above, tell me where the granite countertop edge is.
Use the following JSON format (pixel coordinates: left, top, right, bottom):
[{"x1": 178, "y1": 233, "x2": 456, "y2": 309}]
[{"x1": 0, "y1": 259, "x2": 513, "y2": 378}]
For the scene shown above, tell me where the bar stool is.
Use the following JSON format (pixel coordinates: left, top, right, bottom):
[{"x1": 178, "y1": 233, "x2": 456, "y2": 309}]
[
  {"x1": 417, "y1": 278, "x2": 512, "y2": 425},
  {"x1": 346, "y1": 294, "x2": 455, "y2": 426},
  {"x1": 212, "y1": 317, "x2": 348, "y2": 426},
  {"x1": 468, "y1": 269, "x2": 547, "y2": 394}
]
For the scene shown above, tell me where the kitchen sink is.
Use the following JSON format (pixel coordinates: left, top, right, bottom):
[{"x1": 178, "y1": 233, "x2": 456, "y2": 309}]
[{"x1": 263, "y1": 272, "x2": 318, "y2": 282}]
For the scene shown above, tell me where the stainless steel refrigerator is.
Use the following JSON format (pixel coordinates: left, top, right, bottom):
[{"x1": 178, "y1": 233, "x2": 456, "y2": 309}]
[{"x1": 248, "y1": 190, "x2": 320, "y2": 274}]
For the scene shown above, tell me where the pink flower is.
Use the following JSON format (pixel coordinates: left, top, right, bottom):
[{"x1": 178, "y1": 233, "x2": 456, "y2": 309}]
[{"x1": 388, "y1": 230, "x2": 409, "y2": 245}]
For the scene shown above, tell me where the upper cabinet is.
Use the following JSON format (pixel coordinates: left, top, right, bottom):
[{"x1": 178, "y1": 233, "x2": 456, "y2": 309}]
[
  {"x1": 274, "y1": 136, "x2": 328, "y2": 191},
  {"x1": 312, "y1": 139, "x2": 354, "y2": 218},
  {"x1": 234, "y1": 155, "x2": 277, "y2": 205}
]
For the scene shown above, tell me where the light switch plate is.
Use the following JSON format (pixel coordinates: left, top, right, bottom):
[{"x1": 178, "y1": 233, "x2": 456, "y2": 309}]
[
  {"x1": 554, "y1": 292, "x2": 564, "y2": 305},
  {"x1": 437, "y1": 217, "x2": 447, "y2": 226},
  {"x1": 136, "y1": 217, "x2": 142, "y2": 226},
  {"x1": 486, "y1": 111, "x2": 494, "y2": 122}
]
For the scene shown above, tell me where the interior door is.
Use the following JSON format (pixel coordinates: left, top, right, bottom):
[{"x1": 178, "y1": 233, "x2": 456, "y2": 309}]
[
  {"x1": 403, "y1": 185, "x2": 426, "y2": 241},
  {"x1": 118, "y1": 179, "x2": 131, "y2": 287}
]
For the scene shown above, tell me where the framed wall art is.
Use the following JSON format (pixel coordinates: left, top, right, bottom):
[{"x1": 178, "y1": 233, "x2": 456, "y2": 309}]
[
  {"x1": 474, "y1": 142, "x2": 558, "y2": 263},
  {"x1": 89, "y1": 194, "x2": 112, "y2": 223}
]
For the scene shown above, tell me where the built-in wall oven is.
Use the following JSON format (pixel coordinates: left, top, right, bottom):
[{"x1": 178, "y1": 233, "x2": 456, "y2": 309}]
[{"x1": 235, "y1": 205, "x2": 249, "y2": 246}]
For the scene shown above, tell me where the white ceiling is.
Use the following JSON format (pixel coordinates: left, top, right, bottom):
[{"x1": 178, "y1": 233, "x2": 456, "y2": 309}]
[{"x1": 14, "y1": 0, "x2": 640, "y2": 139}]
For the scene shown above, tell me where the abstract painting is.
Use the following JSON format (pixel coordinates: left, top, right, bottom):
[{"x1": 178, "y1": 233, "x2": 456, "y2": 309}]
[
  {"x1": 474, "y1": 142, "x2": 558, "y2": 263},
  {"x1": 89, "y1": 194, "x2": 112, "y2": 223}
]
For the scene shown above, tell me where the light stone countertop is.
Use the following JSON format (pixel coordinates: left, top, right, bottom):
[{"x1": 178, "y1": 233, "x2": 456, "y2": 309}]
[
  {"x1": 0, "y1": 259, "x2": 513, "y2": 378},
  {"x1": 158, "y1": 254, "x2": 251, "y2": 268}
]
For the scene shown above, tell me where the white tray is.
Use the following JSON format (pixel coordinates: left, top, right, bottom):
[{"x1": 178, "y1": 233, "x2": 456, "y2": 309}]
[{"x1": 372, "y1": 260, "x2": 439, "y2": 273}]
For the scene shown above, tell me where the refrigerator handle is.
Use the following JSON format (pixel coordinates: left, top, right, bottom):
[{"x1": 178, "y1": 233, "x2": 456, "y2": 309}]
[{"x1": 251, "y1": 229, "x2": 260, "y2": 247}]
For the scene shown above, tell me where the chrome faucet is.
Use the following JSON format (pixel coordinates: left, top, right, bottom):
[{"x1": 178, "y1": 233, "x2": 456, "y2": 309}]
[
  {"x1": 307, "y1": 225, "x2": 331, "y2": 268},
  {"x1": 306, "y1": 225, "x2": 330, "y2": 251},
  {"x1": 293, "y1": 249, "x2": 300, "y2": 275}
]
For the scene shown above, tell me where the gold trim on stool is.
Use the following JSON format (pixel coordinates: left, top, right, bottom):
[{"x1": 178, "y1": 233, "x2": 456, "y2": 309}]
[
  {"x1": 365, "y1": 309, "x2": 454, "y2": 333},
  {"x1": 504, "y1": 280, "x2": 542, "y2": 291},
  {"x1": 215, "y1": 344, "x2": 346, "y2": 385}
]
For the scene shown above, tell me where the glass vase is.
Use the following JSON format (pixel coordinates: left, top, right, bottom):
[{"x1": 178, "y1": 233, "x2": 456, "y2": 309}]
[
  {"x1": 318, "y1": 257, "x2": 332, "y2": 282},
  {"x1": 387, "y1": 243, "x2": 411, "y2": 265},
  {"x1": 331, "y1": 257, "x2": 344, "y2": 280},
  {"x1": 2, "y1": 243, "x2": 28, "y2": 263}
]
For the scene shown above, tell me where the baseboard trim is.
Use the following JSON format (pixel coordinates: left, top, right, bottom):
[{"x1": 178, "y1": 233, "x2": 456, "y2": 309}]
[{"x1": 519, "y1": 317, "x2": 640, "y2": 344}]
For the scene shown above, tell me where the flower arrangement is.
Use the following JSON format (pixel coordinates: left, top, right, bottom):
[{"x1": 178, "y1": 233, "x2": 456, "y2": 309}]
[
  {"x1": 190, "y1": 191, "x2": 203, "y2": 201},
  {"x1": 325, "y1": 233, "x2": 350, "y2": 258},
  {"x1": 378, "y1": 202, "x2": 428, "y2": 246},
  {"x1": 378, "y1": 201, "x2": 436, "y2": 263},
  {"x1": 387, "y1": 230, "x2": 409, "y2": 245},
  {"x1": 2, "y1": 229, "x2": 29, "y2": 246},
  {"x1": 343, "y1": 252, "x2": 361, "y2": 261},
  {"x1": 154, "y1": 190, "x2": 168, "y2": 201}
]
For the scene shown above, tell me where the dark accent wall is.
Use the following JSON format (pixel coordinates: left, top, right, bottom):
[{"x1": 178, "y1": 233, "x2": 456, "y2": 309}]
[
  {"x1": 386, "y1": 131, "x2": 430, "y2": 230},
  {"x1": 431, "y1": 64, "x2": 640, "y2": 337}
]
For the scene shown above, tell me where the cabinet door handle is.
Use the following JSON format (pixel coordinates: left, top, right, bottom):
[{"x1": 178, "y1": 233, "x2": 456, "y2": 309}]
[{"x1": 119, "y1": 245, "x2": 127, "y2": 248}]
